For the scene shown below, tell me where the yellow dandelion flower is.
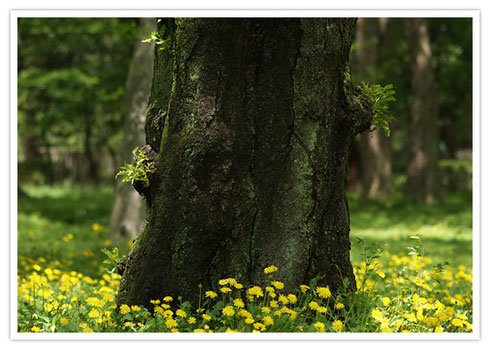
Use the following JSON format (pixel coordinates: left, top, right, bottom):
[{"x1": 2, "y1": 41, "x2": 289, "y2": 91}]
[
  {"x1": 278, "y1": 294, "x2": 289, "y2": 304},
  {"x1": 88, "y1": 309, "x2": 100, "y2": 318},
  {"x1": 253, "y1": 322, "x2": 266, "y2": 331},
  {"x1": 83, "y1": 328, "x2": 94, "y2": 333},
  {"x1": 371, "y1": 309, "x2": 383, "y2": 320},
  {"x1": 222, "y1": 306, "x2": 235, "y2": 317},
  {"x1": 226, "y1": 278, "x2": 237, "y2": 286},
  {"x1": 131, "y1": 305, "x2": 141, "y2": 312},
  {"x1": 124, "y1": 321, "x2": 133, "y2": 327},
  {"x1": 263, "y1": 316, "x2": 274, "y2": 326},
  {"x1": 31, "y1": 326, "x2": 40, "y2": 333},
  {"x1": 380, "y1": 324, "x2": 393, "y2": 333},
  {"x1": 220, "y1": 287, "x2": 232, "y2": 294},
  {"x1": 382, "y1": 297, "x2": 391, "y2": 306},
  {"x1": 205, "y1": 291, "x2": 218, "y2": 299},
  {"x1": 287, "y1": 294, "x2": 297, "y2": 304},
  {"x1": 202, "y1": 314, "x2": 211, "y2": 321},
  {"x1": 270, "y1": 300, "x2": 278, "y2": 308},
  {"x1": 271, "y1": 281, "x2": 284, "y2": 290},
  {"x1": 119, "y1": 304, "x2": 131, "y2": 315},
  {"x1": 234, "y1": 298, "x2": 245, "y2": 308},
  {"x1": 237, "y1": 309, "x2": 250, "y2": 318},
  {"x1": 264, "y1": 265, "x2": 278, "y2": 274},
  {"x1": 300, "y1": 285, "x2": 310, "y2": 294},
  {"x1": 234, "y1": 283, "x2": 243, "y2": 289},
  {"x1": 163, "y1": 296, "x2": 173, "y2": 302},
  {"x1": 194, "y1": 329, "x2": 205, "y2": 333},
  {"x1": 317, "y1": 306, "x2": 327, "y2": 313},
  {"x1": 247, "y1": 286, "x2": 264, "y2": 297},
  {"x1": 176, "y1": 309, "x2": 187, "y2": 318},
  {"x1": 245, "y1": 317, "x2": 255, "y2": 324},
  {"x1": 335, "y1": 303, "x2": 344, "y2": 309},
  {"x1": 332, "y1": 320, "x2": 343, "y2": 331},
  {"x1": 316, "y1": 286, "x2": 331, "y2": 299},
  {"x1": 165, "y1": 318, "x2": 178, "y2": 328},
  {"x1": 309, "y1": 301, "x2": 319, "y2": 310},
  {"x1": 188, "y1": 317, "x2": 196, "y2": 324},
  {"x1": 60, "y1": 317, "x2": 69, "y2": 326},
  {"x1": 314, "y1": 322, "x2": 325, "y2": 332},
  {"x1": 451, "y1": 318, "x2": 464, "y2": 327},
  {"x1": 261, "y1": 307, "x2": 271, "y2": 313}
]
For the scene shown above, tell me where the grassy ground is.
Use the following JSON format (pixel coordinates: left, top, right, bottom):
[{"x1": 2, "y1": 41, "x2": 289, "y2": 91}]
[
  {"x1": 16, "y1": 183, "x2": 473, "y2": 333},
  {"x1": 348, "y1": 189, "x2": 473, "y2": 268},
  {"x1": 18, "y1": 184, "x2": 473, "y2": 276}
]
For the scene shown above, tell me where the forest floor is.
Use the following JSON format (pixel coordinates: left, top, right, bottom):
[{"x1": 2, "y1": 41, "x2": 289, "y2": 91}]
[
  {"x1": 16, "y1": 183, "x2": 474, "y2": 333},
  {"x1": 17, "y1": 183, "x2": 473, "y2": 277}
]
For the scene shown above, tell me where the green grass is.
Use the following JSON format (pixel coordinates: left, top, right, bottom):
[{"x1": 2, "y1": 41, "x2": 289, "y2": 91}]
[
  {"x1": 348, "y1": 189, "x2": 473, "y2": 268},
  {"x1": 18, "y1": 184, "x2": 473, "y2": 277},
  {"x1": 18, "y1": 183, "x2": 130, "y2": 277},
  {"x1": 17, "y1": 183, "x2": 473, "y2": 333}
]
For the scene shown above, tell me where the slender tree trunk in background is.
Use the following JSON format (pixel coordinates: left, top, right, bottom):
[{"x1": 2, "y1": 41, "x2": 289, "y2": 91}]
[
  {"x1": 352, "y1": 18, "x2": 393, "y2": 200},
  {"x1": 117, "y1": 18, "x2": 372, "y2": 309},
  {"x1": 108, "y1": 18, "x2": 156, "y2": 239},
  {"x1": 404, "y1": 18, "x2": 439, "y2": 204},
  {"x1": 83, "y1": 115, "x2": 100, "y2": 185},
  {"x1": 22, "y1": 108, "x2": 41, "y2": 161}
]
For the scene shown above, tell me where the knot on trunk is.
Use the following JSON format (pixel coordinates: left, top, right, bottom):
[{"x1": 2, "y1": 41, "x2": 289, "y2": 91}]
[
  {"x1": 344, "y1": 81, "x2": 374, "y2": 135},
  {"x1": 131, "y1": 144, "x2": 158, "y2": 204}
]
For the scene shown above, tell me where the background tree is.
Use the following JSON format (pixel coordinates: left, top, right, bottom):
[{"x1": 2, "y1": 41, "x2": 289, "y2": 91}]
[
  {"x1": 117, "y1": 18, "x2": 373, "y2": 309},
  {"x1": 108, "y1": 18, "x2": 156, "y2": 239},
  {"x1": 18, "y1": 18, "x2": 138, "y2": 185},
  {"x1": 404, "y1": 18, "x2": 439, "y2": 204},
  {"x1": 351, "y1": 18, "x2": 393, "y2": 200}
]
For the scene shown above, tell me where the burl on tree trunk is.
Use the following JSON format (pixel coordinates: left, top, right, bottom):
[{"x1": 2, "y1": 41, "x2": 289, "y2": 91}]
[{"x1": 117, "y1": 18, "x2": 373, "y2": 309}]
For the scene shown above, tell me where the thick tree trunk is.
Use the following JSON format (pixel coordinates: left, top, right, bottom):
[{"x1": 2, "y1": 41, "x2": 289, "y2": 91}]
[
  {"x1": 352, "y1": 18, "x2": 393, "y2": 200},
  {"x1": 108, "y1": 18, "x2": 156, "y2": 239},
  {"x1": 117, "y1": 18, "x2": 372, "y2": 309},
  {"x1": 404, "y1": 18, "x2": 439, "y2": 204}
]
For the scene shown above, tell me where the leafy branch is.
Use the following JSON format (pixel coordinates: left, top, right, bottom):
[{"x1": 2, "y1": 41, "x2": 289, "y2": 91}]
[
  {"x1": 115, "y1": 147, "x2": 155, "y2": 187},
  {"x1": 360, "y1": 82, "x2": 397, "y2": 136}
]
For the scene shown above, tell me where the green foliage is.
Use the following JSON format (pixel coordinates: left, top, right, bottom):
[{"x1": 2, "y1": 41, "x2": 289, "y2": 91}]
[
  {"x1": 360, "y1": 82, "x2": 397, "y2": 136},
  {"x1": 115, "y1": 147, "x2": 156, "y2": 186},
  {"x1": 101, "y1": 247, "x2": 125, "y2": 274},
  {"x1": 142, "y1": 30, "x2": 172, "y2": 51},
  {"x1": 17, "y1": 18, "x2": 142, "y2": 184}
]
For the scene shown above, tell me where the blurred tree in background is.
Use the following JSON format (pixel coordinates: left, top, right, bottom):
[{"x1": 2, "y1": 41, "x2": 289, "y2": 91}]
[
  {"x1": 349, "y1": 17, "x2": 472, "y2": 201},
  {"x1": 351, "y1": 18, "x2": 393, "y2": 200},
  {"x1": 18, "y1": 18, "x2": 140, "y2": 185},
  {"x1": 108, "y1": 18, "x2": 156, "y2": 239}
]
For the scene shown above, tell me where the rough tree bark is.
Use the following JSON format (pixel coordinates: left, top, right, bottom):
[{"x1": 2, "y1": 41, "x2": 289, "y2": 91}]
[
  {"x1": 108, "y1": 18, "x2": 156, "y2": 239},
  {"x1": 404, "y1": 18, "x2": 439, "y2": 204},
  {"x1": 117, "y1": 18, "x2": 372, "y2": 309},
  {"x1": 352, "y1": 18, "x2": 393, "y2": 200}
]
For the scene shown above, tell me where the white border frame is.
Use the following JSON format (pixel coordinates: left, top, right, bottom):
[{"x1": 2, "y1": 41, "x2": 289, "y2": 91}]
[{"x1": 9, "y1": 9, "x2": 481, "y2": 341}]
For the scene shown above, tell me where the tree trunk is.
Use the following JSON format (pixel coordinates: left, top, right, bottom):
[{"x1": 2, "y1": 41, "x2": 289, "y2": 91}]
[
  {"x1": 352, "y1": 18, "x2": 393, "y2": 200},
  {"x1": 117, "y1": 18, "x2": 372, "y2": 309},
  {"x1": 83, "y1": 114, "x2": 100, "y2": 185},
  {"x1": 108, "y1": 18, "x2": 156, "y2": 239},
  {"x1": 404, "y1": 18, "x2": 439, "y2": 204}
]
